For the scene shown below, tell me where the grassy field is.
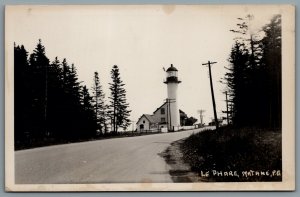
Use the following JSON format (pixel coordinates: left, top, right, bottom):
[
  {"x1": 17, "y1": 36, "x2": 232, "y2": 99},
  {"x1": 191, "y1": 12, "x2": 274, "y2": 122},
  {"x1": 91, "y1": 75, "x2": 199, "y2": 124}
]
[{"x1": 181, "y1": 127, "x2": 282, "y2": 182}]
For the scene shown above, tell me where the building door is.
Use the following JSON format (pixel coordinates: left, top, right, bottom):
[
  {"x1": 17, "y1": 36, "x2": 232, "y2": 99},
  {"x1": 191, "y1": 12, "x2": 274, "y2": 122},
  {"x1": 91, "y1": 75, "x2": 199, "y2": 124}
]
[{"x1": 139, "y1": 124, "x2": 144, "y2": 131}]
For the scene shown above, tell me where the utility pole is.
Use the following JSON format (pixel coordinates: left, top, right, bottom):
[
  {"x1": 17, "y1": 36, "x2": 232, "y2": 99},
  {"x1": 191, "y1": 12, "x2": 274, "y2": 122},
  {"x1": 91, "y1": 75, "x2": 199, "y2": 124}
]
[
  {"x1": 225, "y1": 91, "x2": 229, "y2": 125},
  {"x1": 165, "y1": 98, "x2": 175, "y2": 131},
  {"x1": 168, "y1": 99, "x2": 171, "y2": 131},
  {"x1": 43, "y1": 61, "x2": 49, "y2": 137},
  {"x1": 222, "y1": 91, "x2": 229, "y2": 125},
  {"x1": 202, "y1": 61, "x2": 219, "y2": 130},
  {"x1": 197, "y1": 109, "x2": 205, "y2": 127}
]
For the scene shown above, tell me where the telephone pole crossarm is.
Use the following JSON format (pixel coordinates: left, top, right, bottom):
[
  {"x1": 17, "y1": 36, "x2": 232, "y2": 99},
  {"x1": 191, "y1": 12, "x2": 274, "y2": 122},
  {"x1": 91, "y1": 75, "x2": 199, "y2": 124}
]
[{"x1": 202, "y1": 61, "x2": 217, "y2": 66}]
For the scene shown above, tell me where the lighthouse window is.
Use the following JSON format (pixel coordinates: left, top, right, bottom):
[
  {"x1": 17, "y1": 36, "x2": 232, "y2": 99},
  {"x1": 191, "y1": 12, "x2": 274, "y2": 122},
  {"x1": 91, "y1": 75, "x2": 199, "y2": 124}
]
[
  {"x1": 167, "y1": 71, "x2": 177, "y2": 77},
  {"x1": 161, "y1": 108, "x2": 165, "y2": 114}
]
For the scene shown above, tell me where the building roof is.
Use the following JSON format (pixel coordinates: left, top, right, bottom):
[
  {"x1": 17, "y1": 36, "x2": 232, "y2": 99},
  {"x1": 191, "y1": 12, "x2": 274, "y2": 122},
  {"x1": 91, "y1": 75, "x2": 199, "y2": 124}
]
[
  {"x1": 144, "y1": 114, "x2": 156, "y2": 123},
  {"x1": 136, "y1": 114, "x2": 156, "y2": 124},
  {"x1": 179, "y1": 109, "x2": 187, "y2": 118},
  {"x1": 153, "y1": 101, "x2": 167, "y2": 114},
  {"x1": 166, "y1": 64, "x2": 178, "y2": 72}
]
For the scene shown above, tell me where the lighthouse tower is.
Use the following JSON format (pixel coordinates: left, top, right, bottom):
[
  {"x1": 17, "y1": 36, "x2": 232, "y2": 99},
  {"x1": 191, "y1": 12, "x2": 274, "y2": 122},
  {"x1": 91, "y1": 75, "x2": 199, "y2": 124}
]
[{"x1": 164, "y1": 64, "x2": 181, "y2": 131}]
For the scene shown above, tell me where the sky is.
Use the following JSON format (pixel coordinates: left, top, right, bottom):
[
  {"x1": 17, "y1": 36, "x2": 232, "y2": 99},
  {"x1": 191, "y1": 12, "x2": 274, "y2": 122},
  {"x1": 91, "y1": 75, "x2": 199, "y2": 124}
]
[{"x1": 8, "y1": 5, "x2": 280, "y2": 129}]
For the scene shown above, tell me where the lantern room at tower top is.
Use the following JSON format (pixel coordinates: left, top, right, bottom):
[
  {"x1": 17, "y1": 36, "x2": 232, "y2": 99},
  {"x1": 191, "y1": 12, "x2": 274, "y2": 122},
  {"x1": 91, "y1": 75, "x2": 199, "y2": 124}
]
[{"x1": 164, "y1": 64, "x2": 181, "y2": 84}]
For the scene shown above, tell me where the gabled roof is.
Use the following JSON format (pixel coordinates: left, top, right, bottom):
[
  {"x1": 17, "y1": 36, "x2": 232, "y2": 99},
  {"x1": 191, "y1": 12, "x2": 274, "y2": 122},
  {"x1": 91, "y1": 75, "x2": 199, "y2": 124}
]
[
  {"x1": 153, "y1": 101, "x2": 167, "y2": 114},
  {"x1": 179, "y1": 109, "x2": 188, "y2": 118},
  {"x1": 136, "y1": 114, "x2": 156, "y2": 124},
  {"x1": 144, "y1": 114, "x2": 156, "y2": 123}
]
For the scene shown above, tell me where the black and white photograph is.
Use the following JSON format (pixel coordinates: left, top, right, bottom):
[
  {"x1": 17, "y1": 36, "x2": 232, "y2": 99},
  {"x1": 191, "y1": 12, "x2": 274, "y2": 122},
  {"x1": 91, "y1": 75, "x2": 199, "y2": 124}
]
[{"x1": 5, "y1": 4, "x2": 295, "y2": 191}]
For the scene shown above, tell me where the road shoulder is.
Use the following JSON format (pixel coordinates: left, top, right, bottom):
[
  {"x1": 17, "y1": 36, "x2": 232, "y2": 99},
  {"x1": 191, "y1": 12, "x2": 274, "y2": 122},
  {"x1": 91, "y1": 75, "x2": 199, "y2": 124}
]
[{"x1": 159, "y1": 139, "x2": 204, "y2": 182}]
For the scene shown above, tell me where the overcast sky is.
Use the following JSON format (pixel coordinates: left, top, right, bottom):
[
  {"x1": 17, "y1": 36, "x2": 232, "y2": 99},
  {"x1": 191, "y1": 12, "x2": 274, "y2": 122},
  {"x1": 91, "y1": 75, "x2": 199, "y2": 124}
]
[{"x1": 9, "y1": 5, "x2": 280, "y2": 129}]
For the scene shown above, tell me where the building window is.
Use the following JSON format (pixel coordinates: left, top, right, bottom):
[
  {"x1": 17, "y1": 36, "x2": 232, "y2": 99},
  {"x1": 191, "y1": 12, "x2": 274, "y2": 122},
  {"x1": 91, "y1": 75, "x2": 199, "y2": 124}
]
[
  {"x1": 167, "y1": 71, "x2": 177, "y2": 78},
  {"x1": 161, "y1": 108, "x2": 165, "y2": 114},
  {"x1": 143, "y1": 120, "x2": 145, "y2": 123},
  {"x1": 161, "y1": 117, "x2": 166, "y2": 122}
]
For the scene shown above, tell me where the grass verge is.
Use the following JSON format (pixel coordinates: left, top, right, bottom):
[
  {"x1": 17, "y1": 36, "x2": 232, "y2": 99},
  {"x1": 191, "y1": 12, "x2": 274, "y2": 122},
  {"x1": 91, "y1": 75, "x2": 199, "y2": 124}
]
[{"x1": 181, "y1": 127, "x2": 282, "y2": 182}]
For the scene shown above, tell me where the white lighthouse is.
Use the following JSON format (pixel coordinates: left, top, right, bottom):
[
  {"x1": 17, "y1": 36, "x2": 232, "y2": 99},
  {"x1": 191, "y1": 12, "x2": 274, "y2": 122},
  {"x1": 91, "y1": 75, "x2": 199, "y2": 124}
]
[{"x1": 164, "y1": 64, "x2": 181, "y2": 131}]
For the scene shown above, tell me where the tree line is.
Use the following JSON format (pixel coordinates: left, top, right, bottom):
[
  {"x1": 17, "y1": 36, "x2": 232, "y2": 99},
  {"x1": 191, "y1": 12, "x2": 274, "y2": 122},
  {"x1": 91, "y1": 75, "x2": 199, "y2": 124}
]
[
  {"x1": 14, "y1": 40, "x2": 131, "y2": 149},
  {"x1": 224, "y1": 14, "x2": 281, "y2": 128}
]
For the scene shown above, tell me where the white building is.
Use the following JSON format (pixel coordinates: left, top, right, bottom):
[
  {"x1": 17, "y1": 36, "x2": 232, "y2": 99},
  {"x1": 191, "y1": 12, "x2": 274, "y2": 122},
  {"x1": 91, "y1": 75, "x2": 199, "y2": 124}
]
[{"x1": 136, "y1": 64, "x2": 181, "y2": 132}]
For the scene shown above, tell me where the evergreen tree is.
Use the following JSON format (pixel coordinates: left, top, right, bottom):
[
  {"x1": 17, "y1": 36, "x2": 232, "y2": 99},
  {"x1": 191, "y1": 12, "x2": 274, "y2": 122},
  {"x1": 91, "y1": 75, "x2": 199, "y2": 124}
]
[
  {"x1": 225, "y1": 42, "x2": 250, "y2": 126},
  {"x1": 92, "y1": 72, "x2": 107, "y2": 134},
  {"x1": 81, "y1": 85, "x2": 97, "y2": 138},
  {"x1": 261, "y1": 15, "x2": 282, "y2": 128},
  {"x1": 14, "y1": 44, "x2": 30, "y2": 148},
  {"x1": 61, "y1": 60, "x2": 83, "y2": 140},
  {"x1": 47, "y1": 57, "x2": 65, "y2": 138},
  {"x1": 108, "y1": 65, "x2": 131, "y2": 133},
  {"x1": 229, "y1": 15, "x2": 264, "y2": 127},
  {"x1": 14, "y1": 40, "x2": 100, "y2": 148},
  {"x1": 28, "y1": 39, "x2": 50, "y2": 140},
  {"x1": 225, "y1": 15, "x2": 282, "y2": 128}
]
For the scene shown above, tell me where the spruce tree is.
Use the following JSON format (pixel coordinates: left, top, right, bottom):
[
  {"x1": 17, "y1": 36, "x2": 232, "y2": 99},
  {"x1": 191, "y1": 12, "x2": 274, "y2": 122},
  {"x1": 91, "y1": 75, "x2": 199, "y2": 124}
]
[
  {"x1": 226, "y1": 15, "x2": 282, "y2": 128},
  {"x1": 81, "y1": 85, "x2": 97, "y2": 138},
  {"x1": 14, "y1": 40, "x2": 102, "y2": 148},
  {"x1": 62, "y1": 60, "x2": 83, "y2": 140},
  {"x1": 261, "y1": 15, "x2": 282, "y2": 128},
  {"x1": 47, "y1": 57, "x2": 66, "y2": 138},
  {"x1": 28, "y1": 39, "x2": 50, "y2": 140},
  {"x1": 92, "y1": 72, "x2": 107, "y2": 135},
  {"x1": 226, "y1": 42, "x2": 250, "y2": 126},
  {"x1": 14, "y1": 44, "x2": 30, "y2": 148},
  {"x1": 108, "y1": 65, "x2": 131, "y2": 133}
]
